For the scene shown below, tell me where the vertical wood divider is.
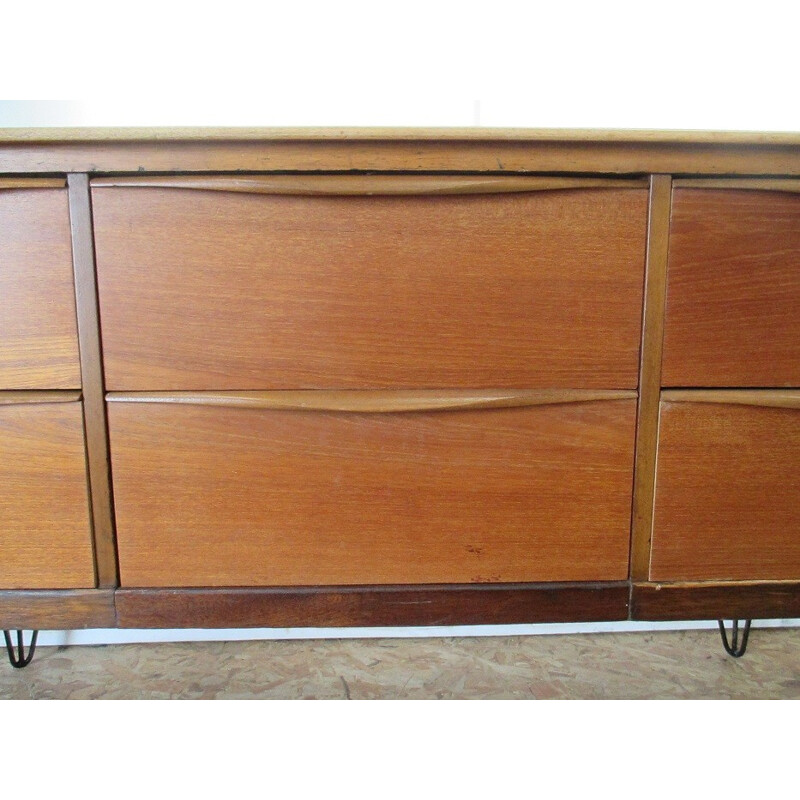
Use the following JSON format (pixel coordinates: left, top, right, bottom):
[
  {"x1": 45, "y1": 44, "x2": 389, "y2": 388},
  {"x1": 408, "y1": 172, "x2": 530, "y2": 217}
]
[
  {"x1": 629, "y1": 174, "x2": 672, "y2": 581},
  {"x1": 68, "y1": 173, "x2": 119, "y2": 588}
]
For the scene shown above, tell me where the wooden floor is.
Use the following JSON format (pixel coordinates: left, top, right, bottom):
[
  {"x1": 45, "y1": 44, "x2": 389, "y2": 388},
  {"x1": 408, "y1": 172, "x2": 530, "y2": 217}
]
[{"x1": 1, "y1": 628, "x2": 798, "y2": 699}]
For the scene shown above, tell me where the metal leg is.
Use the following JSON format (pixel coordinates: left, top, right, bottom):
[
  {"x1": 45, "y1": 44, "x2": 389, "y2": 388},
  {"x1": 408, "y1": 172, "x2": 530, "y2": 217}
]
[
  {"x1": 717, "y1": 619, "x2": 751, "y2": 658},
  {"x1": 3, "y1": 630, "x2": 39, "y2": 668}
]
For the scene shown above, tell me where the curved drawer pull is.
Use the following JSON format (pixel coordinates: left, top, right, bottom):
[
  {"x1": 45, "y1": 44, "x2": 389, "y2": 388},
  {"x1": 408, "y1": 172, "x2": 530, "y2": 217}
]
[
  {"x1": 0, "y1": 178, "x2": 66, "y2": 190},
  {"x1": 661, "y1": 390, "x2": 800, "y2": 409},
  {"x1": 0, "y1": 391, "x2": 81, "y2": 406},
  {"x1": 107, "y1": 389, "x2": 637, "y2": 413},
  {"x1": 675, "y1": 178, "x2": 800, "y2": 194},
  {"x1": 91, "y1": 174, "x2": 647, "y2": 196}
]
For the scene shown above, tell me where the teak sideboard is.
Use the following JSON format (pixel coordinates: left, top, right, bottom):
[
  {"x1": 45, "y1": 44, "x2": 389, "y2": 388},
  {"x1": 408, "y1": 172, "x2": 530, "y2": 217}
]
[{"x1": 1, "y1": 128, "x2": 799, "y2": 665}]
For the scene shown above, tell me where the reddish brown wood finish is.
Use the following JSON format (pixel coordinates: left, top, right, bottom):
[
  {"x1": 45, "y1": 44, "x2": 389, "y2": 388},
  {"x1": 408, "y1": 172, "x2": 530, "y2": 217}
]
[
  {"x1": 650, "y1": 401, "x2": 800, "y2": 581},
  {"x1": 115, "y1": 583, "x2": 629, "y2": 628},
  {"x1": 0, "y1": 401, "x2": 95, "y2": 589},
  {"x1": 0, "y1": 589, "x2": 115, "y2": 629},
  {"x1": 0, "y1": 188, "x2": 81, "y2": 389},
  {"x1": 108, "y1": 399, "x2": 637, "y2": 587},
  {"x1": 662, "y1": 188, "x2": 800, "y2": 387},
  {"x1": 631, "y1": 582, "x2": 800, "y2": 621},
  {"x1": 93, "y1": 185, "x2": 648, "y2": 390}
]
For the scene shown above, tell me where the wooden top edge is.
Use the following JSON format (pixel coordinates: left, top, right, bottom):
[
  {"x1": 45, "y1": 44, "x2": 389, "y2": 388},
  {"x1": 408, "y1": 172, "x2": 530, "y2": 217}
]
[
  {"x1": 0, "y1": 391, "x2": 81, "y2": 406},
  {"x1": 2, "y1": 126, "x2": 799, "y2": 146},
  {"x1": 0, "y1": 177, "x2": 66, "y2": 189},
  {"x1": 106, "y1": 389, "x2": 637, "y2": 412}
]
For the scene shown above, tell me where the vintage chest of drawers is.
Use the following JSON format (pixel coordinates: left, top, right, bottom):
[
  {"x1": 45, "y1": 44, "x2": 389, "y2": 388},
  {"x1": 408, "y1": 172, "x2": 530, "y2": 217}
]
[{"x1": 0, "y1": 129, "x2": 798, "y2": 661}]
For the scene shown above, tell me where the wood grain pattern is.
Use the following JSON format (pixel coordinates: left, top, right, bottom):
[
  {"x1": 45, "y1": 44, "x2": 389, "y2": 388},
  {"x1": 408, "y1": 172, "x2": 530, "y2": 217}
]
[
  {"x1": 115, "y1": 584, "x2": 629, "y2": 628},
  {"x1": 650, "y1": 402, "x2": 800, "y2": 581},
  {"x1": 91, "y1": 174, "x2": 647, "y2": 194},
  {"x1": 0, "y1": 188, "x2": 81, "y2": 389},
  {"x1": 108, "y1": 400, "x2": 637, "y2": 587},
  {"x1": 631, "y1": 581, "x2": 800, "y2": 621},
  {"x1": 661, "y1": 390, "x2": 800, "y2": 409},
  {"x1": 0, "y1": 589, "x2": 115, "y2": 629},
  {"x1": 106, "y1": 389, "x2": 637, "y2": 412},
  {"x1": 93, "y1": 186, "x2": 648, "y2": 390},
  {"x1": 2, "y1": 137, "x2": 800, "y2": 175},
  {"x1": 68, "y1": 174, "x2": 119, "y2": 588},
  {"x1": 662, "y1": 188, "x2": 800, "y2": 386},
  {"x1": 629, "y1": 175, "x2": 672, "y2": 580},
  {"x1": 0, "y1": 401, "x2": 95, "y2": 589},
  {"x1": 0, "y1": 391, "x2": 81, "y2": 405}
]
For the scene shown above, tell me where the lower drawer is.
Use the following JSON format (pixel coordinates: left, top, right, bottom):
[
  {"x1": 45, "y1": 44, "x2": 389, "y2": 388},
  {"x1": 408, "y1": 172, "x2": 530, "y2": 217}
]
[
  {"x1": 0, "y1": 398, "x2": 95, "y2": 589},
  {"x1": 650, "y1": 396, "x2": 800, "y2": 581},
  {"x1": 107, "y1": 395, "x2": 637, "y2": 587}
]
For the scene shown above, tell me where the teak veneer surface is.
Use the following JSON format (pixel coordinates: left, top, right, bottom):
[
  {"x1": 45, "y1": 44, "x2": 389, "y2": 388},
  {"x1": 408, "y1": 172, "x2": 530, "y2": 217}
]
[
  {"x1": 0, "y1": 188, "x2": 81, "y2": 389},
  {"x1": 0, "y1": 402, "x2": 94, "y2": 589},
  {"x1": 108, "y1": 400, "x2": 637, "y2": 587},
  {"x1": 92, "y1": 185, "x2": 648, "y2": 390},
  {"x1": 662, "y1": 188, "x2": 800, "y2": 387},
  {"x1": 650, "y1": 402, "x2": 800, "y2": 582}
]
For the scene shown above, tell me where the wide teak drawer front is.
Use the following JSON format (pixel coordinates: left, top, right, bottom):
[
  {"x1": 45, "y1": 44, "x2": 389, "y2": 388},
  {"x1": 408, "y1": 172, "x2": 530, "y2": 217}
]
[
  {"x1": 92, "y1": 179, "x2": 648, "y2": 390},
  {"x1": 662, "y1": 186, "x2": 800, "y2": 387},
  {"x1": 0, "y1": 398, "x2": 95, "y2": 589},
  {"x1": 108, "y1": 395, "x2": 637, "y2": 587},
  {"x1": 650, "y1": 396, "x2": 800, "y2": 581},
  {"x1": 0, "y1": 186, "x2": 81, "y2": 389}
]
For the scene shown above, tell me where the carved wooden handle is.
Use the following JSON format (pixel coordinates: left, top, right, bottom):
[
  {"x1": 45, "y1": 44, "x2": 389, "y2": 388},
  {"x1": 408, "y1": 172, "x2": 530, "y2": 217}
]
[
  {"x1": 107, "y1": 389, "x2": 636, "y2": 413},
  {"x1": 675, "y1": 179, "x2": 800, "y2": 194},
  {"x1": 0, "y1": 391, "x2": 81, "y2": 406},
  {"x1": 661, "y1": 390, "x2": 800, "y2": 409},
  {"x1": 91, "y1": 175, "x2": 647, "y2": 196},
  {"x1": 0, "y1": 178, "x2": 66, "y2": 190}
]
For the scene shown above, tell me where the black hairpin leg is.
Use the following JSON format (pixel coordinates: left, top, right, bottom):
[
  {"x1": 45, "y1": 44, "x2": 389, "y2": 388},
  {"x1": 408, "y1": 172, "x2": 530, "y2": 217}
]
[
  {"x1": 3, "y1": 630, "x2": 38, "y2": 668},
  {"x1": 717, "y1": 619, "x2": 751, "y2": 658}
]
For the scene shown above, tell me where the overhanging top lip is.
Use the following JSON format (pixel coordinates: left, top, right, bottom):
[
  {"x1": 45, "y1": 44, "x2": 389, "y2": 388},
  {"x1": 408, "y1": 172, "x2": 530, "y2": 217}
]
[{"x1": 0, "y1": 126, "x2": 799, "y2": 146}]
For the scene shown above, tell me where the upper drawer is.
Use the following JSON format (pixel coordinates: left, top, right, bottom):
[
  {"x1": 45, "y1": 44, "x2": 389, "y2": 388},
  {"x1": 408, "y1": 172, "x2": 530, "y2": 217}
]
[
  {"x1": 0, "y1": 181, "x2": 81, "y2": 389},
  {"x1": 92, "y1": 176, "x2": 649, "y2": 390},
  {"x1": 663, "y1": 182, "x2": 800, "y2": 387}
]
